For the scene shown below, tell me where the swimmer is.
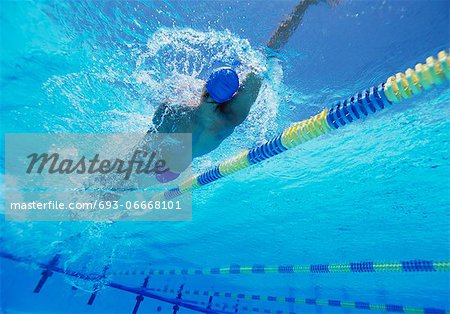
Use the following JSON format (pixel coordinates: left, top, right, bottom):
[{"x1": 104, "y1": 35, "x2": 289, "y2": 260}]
[{"x1": 148, "y1": 0, "x2": 337, "y2": 182}]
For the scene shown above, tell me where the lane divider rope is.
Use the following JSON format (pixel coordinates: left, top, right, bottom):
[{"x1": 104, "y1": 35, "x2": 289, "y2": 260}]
[
  {"x1": 0, "y1": 251, "x2": 230, "y2": 314},
  {"x1": 107, "y1": 259, "x2": 450, "y2": 276},
  {"x1": 2, "y1": 252, "x2": 448, "y2": 313},
  {"x1": 158, "y1": 50, "x2": 449, "y2": 200},
  {"x1": 146, "y1": 286, "x2": 449, "y2": 314}
]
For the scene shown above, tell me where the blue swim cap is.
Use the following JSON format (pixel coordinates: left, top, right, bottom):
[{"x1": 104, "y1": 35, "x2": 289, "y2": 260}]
[{"x1": 205, "y1": 67, "x2": 239, "y2": 103}]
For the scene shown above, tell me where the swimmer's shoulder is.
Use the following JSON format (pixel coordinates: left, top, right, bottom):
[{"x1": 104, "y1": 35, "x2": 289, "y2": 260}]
[
  {"x1": 152, "y1": 100, "x2": 197, "y2": 133},
  {"x1": 216, "y1": 72, "x2": 263, "y2": 126}
]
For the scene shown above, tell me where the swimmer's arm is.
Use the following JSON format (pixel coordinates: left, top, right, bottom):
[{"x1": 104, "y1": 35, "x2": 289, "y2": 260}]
[
  {"x1": 219, "y1": 72, "x2": 262, "y2": 125},
  {"x1": 152, "y1": 101, "x2": 185, "y2": 133},
  {"x1": 151, "y1": 101, "x2": 195, "y2": 134},
  {"x1": 266, "y1": 0, "x2": 320, "y2": 51},
  {"x1": 151, "y1": 102, "x2": 171, "y2": 132}
]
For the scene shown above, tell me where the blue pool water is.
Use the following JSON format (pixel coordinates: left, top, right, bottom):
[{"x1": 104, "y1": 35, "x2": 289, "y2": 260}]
[{"x1": 1, "y1": 0, "x2": 449, "y2": 313}]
